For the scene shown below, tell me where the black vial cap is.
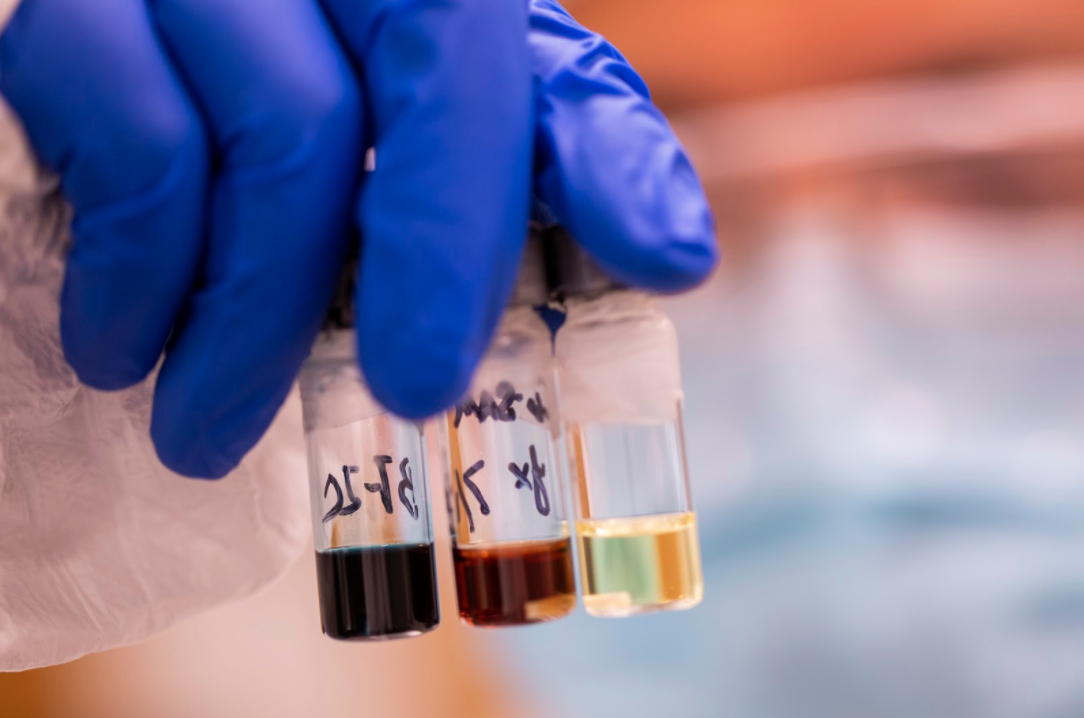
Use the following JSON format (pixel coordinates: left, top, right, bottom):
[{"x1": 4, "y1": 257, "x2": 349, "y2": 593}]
[{"x1": 534, "y1": 198, "x2": 623, "y2": 300}]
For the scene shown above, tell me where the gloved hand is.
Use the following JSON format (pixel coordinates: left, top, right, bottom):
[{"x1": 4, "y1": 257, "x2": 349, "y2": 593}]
[{"x1": 0, "y1": 0, "x2": 718, "y2": 480}]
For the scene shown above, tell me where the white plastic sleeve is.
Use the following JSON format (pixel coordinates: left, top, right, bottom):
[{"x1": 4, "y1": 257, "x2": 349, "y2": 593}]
[{"x1": 0, "y1": 0, "x2": 19, "y2": 34}]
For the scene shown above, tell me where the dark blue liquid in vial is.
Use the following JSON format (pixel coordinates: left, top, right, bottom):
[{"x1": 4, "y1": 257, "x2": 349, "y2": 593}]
[{"x1": 315, "y1": 543, "x2": 439, "y2": 640}]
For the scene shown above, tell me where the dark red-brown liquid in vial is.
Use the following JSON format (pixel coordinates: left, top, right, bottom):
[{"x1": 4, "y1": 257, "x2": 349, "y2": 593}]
[
  {"x1": 315, "y1": 544, "x2": 439, "y2": 640},
  {"x1": 453, "y1": 537, "x2": 576, "y2": 626}
]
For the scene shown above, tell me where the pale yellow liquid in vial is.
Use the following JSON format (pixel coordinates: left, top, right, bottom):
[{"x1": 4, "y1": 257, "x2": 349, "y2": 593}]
[{"x1": 576, "y1": 511, "x2": 703, "y2": 617}]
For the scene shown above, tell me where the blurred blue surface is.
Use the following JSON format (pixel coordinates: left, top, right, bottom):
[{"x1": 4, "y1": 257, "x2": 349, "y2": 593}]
[{"x1": 480, "y1": 200, "x2": 1084, "y2": 718}]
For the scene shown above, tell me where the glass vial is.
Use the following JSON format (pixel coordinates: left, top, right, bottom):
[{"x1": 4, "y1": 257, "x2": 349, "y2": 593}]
[
  {"x1": 300, "y1": 328, "x2": 439, "y2": 640},
  {"x1": 441, "y1": 237, "x2": 577, "y2": 627},
  {"x1": 550, "y1": 237, "x2": 704, "y2": 618}
]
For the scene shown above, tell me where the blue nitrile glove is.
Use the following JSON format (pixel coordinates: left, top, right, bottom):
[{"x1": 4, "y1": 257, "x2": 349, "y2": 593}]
[{"x1": 0, "y1": 0, "x2": 718, "y2": 479}]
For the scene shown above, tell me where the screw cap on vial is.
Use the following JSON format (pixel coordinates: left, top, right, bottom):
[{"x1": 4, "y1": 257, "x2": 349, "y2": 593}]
[
  {"x1": 542, "y1": 224, "x2": 623, "y2": 300},
  {"x1": 321, "y1": 244, "x2": 360, "y2": 331}
]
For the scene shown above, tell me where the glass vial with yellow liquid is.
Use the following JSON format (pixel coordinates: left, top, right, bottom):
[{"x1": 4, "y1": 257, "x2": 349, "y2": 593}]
[
  {"x1": 547, "y1": 228, "x2": 704, "y2": 618},
  {"x1": 300, "y1": 268, "x2": 439, "y2": 640},
  {"x1": 441, "y1": 232, "x2": 577, "y2": 627}
]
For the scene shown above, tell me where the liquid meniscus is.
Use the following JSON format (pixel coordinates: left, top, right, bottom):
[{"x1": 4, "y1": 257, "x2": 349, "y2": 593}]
[
  {"x1": 453, "y1": 537, "x2": 577, "y2": 627},
  {"x1": 315, "y1": 543, "x2": 439, "y2": 640},
  {"x1": 577, "y1": 511, "x2": 703, "y2": 617}
]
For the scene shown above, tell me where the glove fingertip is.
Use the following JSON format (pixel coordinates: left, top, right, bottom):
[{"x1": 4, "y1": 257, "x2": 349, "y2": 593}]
[
  {"x1": 60, "y1": 315, "x2": 155, "y2": 392},
  {"x1": 150, "y1": 414, "x2": 239, "y2": 480},
  {"x1": 641, "y1": 229, "x2": 720, "y2": 293},
  {"x1": 360, "y1": 329, "x2": 477, "y2": 421},
  {"x1": 62, "y1": 342, "x2": 152, "y2": 392},
  {"x1": 541, "y1": 166, "x2": 720, "y2": 293},
  {"x1": 65, "y1": 359, "x2": 150, "y2": 393},
  {"x1": 646, "y1": 191, "x2": 721, "y2": 291}
]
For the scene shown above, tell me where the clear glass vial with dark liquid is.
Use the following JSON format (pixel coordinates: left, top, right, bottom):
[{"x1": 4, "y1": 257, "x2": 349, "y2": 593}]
[{"x1": 300, "y1": 283, "x2": 439, "y2": 640}]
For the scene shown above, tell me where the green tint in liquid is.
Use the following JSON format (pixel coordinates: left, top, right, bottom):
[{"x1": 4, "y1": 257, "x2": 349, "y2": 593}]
[{"x1": 577, "y1": 511, "x2": 703, "y2": 617}]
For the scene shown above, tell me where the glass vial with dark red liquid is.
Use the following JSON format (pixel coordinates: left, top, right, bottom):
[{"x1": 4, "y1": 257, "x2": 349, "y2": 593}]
[
  {"x1": 441, "y1": 231, "x2": 577, "y2": 627},
  {"x1": 452, "y1": 536, "x2": 575, "y2": 626},
  {"x1": 301, "y1": 325, "x2": 439, "y2": 641}
]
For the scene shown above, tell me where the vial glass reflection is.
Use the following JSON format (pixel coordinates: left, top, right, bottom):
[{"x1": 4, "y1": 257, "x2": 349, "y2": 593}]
[
  {"x1": 300, "y1": 329, "x2": 439, "y2": 640},
  {"x1": 557, "y1": 290, "x2": 704, "y2": 617},
  {"x1": 442, "y1": 245, "x2": 576, "y2": 627}
]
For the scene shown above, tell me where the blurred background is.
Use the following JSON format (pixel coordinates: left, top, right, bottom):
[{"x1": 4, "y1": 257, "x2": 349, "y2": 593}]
[{"x1": 6, "y1": 1, "x2": 1084, "y2": 716}]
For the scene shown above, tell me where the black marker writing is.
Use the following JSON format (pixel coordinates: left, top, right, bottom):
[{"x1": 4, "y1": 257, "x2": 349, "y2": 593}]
[
  {"x1": 398, "y1": 457, "x2": 419, "y2": 520},
  {"x1": 455, "y1": 381, "x2": 525, "y2": 427},
  {"x1": 509, "y1": 461, "x2": 532, "y2": 490},
  {"x1": 508, "y1": 445, "x2": 550, "y2": 517},
  {"x1": 526, "y1": 392, "x2": 549, "y2": 424},
  {"x1": 463, "y1": 460, "x2": 490, "y2": 514},
  {"x1": 322, "y1": 475, "x2": 342, "y2": 523},
  {"x1": 494, "y1": 381, "x2": 523, "y2": 421},
  {"x1": 368, "y1": 456, "x2": 395, "y2": 514},
  {"x1": 322, "y1": 465, "x2": 362, "y2": 523},
  {"x1": 529, "y1": 446, "x2": 551, "y2": 516},
  {"x1": 455, "y1": 459, "x2": 490, "y2": 533},
  {"x1": 341, "y1": 465, "x2": 363, "y2": 516}
]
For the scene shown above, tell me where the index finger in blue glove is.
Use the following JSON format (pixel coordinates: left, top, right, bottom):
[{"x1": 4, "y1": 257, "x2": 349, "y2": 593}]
[
  {"x1": 320, "y1": 0, "x2": 534, "y2": 419},
  {"x1": 0, "y1": 0, "x2": 208, "y2": 389},
  {"x1": 146, "y1": 0, "x2": 364, "y2": 478},
  {"x1": 529, "y1": 0, "x2": 718, "y2": 292}
]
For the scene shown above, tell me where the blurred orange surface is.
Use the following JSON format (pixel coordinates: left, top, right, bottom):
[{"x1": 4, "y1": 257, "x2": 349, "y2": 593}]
[{"x1": 572, "y1": 0, "x2": 1084, "y2": 107}]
